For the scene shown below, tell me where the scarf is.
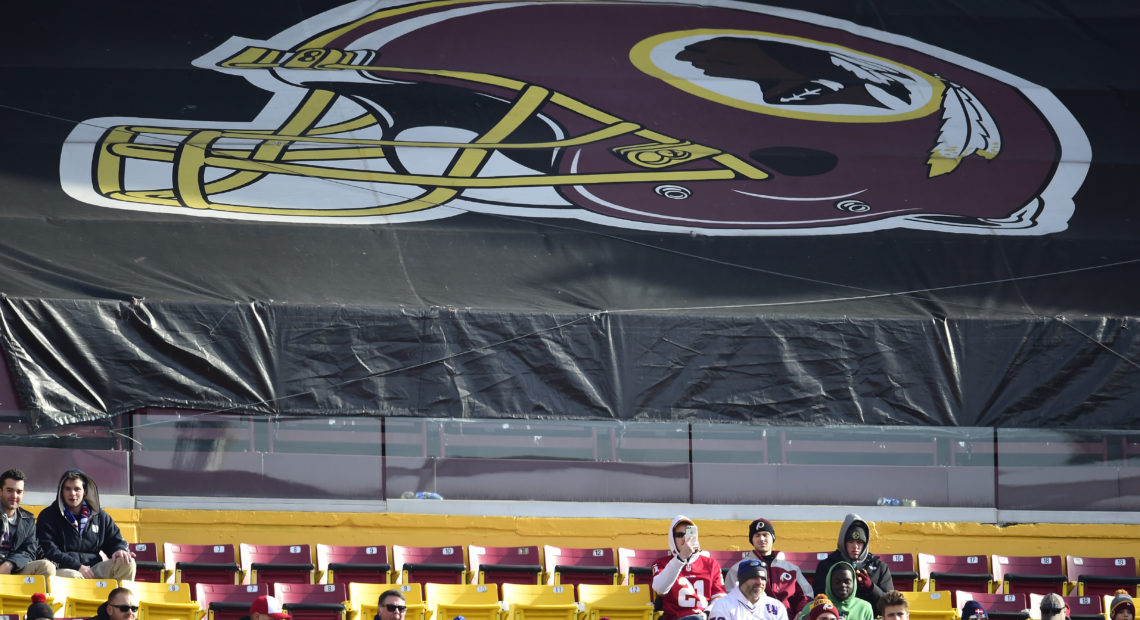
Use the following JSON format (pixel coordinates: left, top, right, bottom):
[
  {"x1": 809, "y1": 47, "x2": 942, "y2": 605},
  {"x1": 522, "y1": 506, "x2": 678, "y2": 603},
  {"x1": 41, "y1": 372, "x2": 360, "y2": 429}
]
[{"x1": 63, "y1": 501, "x2": 91, "y2": 534}]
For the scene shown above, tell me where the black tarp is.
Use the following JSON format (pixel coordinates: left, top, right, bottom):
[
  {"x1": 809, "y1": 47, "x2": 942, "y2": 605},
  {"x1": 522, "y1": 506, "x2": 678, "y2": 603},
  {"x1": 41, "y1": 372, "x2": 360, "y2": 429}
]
[{"x1": 1, "y1": 0, "x2": 1138, "y2": 430}]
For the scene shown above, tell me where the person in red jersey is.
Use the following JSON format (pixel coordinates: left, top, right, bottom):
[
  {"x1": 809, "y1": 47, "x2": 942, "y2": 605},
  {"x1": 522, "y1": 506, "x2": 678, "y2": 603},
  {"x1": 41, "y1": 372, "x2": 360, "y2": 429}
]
[{"x1": 653, "y1": 515, "x2": 727, "y2": 620}]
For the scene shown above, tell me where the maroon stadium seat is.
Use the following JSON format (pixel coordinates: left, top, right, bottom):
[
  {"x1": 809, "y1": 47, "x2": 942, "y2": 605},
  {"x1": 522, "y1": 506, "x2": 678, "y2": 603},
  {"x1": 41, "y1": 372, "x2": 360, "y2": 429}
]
[
  {"x1": 954, "y1": 592, "x2": 1028, "y2": 620},
  {"x1": 781, "y1": 551, "x2": 831, "y2": 584},
  {"x1": 240, "y1": 543, "x2": 315, "y2": 585},
  {"x1": 618, "y1": 548, "x2": 670, "y2": 586},
  {"x1": 469, "y1": 545, "x2": 543, "y2": 587},
  {"x1": 393, "y1": 545, "x2": 467, "y2": 585},
  {"x1": 918, "y1": 554, "x2": 993, "y2": 607},
  {"x1": 543, "y1": 546, "x2": 618, "y2": 587},
  {"x1": 991, "y1": 555, "x2": 1066, "y2": 595},
  {"x1": 196, "y1": 583, "x2": 270, "y2": 620},
  {"x1": 274, "y1": 583, "x2": 349, "y2": 620},
  {"x1": 166, "y1": 543, "x2": 241, "y2": 597},
  {"x1": 883, "y1": 553, "x2": 919, "y2": 591},
  {"x1": 316, "y1": 544, "x2": 391, "y2": 585},
  {"x1": 130, "y1": 542, "x2": 165, "y2": 583},
  {"x1": 1065, "y1": 556, "x2": 1140, "y2": 600}
]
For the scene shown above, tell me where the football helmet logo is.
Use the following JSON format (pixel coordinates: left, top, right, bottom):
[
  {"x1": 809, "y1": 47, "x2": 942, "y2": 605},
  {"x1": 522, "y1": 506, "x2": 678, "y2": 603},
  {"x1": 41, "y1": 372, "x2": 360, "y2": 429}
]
[{"x1": 60, "y1": 0, "x2": 1088, "y2": 235}]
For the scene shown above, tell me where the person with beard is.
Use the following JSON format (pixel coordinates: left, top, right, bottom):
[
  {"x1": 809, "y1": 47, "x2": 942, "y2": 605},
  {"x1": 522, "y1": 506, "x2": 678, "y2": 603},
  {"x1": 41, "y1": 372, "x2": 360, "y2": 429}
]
[
  {"x1": 0, "y1": 469, "x2": 54, "y2": 577},
  {"x1": 811, "y1": 514, "x2": 892, "y2": 612},
  {"x1": 724, "y1": 519, "x2": 812, "y2": 617},
  {"x1": 708, "y1": 559, "x2": 787, "y2": 620}
]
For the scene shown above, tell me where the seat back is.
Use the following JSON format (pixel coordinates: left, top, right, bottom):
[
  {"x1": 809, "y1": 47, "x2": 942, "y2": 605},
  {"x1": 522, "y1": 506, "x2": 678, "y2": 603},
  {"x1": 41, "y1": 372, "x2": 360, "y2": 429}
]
[
  {"x1": 704, "y1": 550, "x2": 749, "y2": 579},
  {"x1": 0, "y1": 574, "x2": 51, "y2": 615},
  {"x1": 470, "y1": 546, "x2": 543, "y2": 587},
  {"x1": 780, "y1": 551, "x2": 831, "y2": 584},
  {"x1": 129, "y1": 543, "x2": 165, "y2": 583},
  {"x1": 1062, "y1": 594, "x2": 1105, "y2": 620},
  {"x1": 617, "y1": 549, "x2": 668, "y2": 586},
  {"x1": 273, "y1": 583, "x2": 348, "y2": 620},
  {"x1": 317, "y1": 544, "x2": 391, "y2": 585},
  {"x1": 542, "y1": 546, "x2": 618, "y2": 587},
  {"x1": 1065, "y1": 556, "x2": 1140, "y2": 600},
  {"x1": 882, "y1": 553, "x2": 919, "y2": 591},
  {"x1": 902, "y1": 591, "x2": 957, "y2": 620},
  {"x1": 500, "y1": 584, "x2": 577, "y2": 620},
  {"x1": 195, "y1": 584, "x2": 270, "y2": 620},
  {"x1": 350, "y1": 583, "x2": 425, "y2": 620},
  {"x1": 954, "y1": 592, "x2": 1029, "y2": 619},
  {"x1": 240, "y1": 544, "x2": 315, "y2": 585},
  {"x1": 576, "y1": 584, "x2": 654, "y2": 620},
  {"x1": 120, "y1": 580, "x2": 199, "y2": 620},
  {"x1": 393, "y1": 545, "x2": 466, "y2": 585},
  {"x1": 991, "y1": 556, "x2": 1066, "y2": 595},
  {"x1": 424, "y1": 583, "x2": 502, "y2": 620},
  {"x1": 919, "y1": 554, "x2": 994, "y2": 606},
  {"x1": 50, "y1": 577, "x2": 120, "y2": 619},
  {"x1": 165, "y1": 543, "x2": 241, "y2": 595}
]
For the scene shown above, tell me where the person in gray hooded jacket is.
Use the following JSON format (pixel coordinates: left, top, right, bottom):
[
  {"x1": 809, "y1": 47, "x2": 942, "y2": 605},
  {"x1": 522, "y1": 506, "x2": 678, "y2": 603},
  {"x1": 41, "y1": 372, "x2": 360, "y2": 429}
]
[
  {"x1": 810, "y1": 513, "x2": 892, "y2": 612},
  {"x1": 35, "y1": 469, "x2": 135, "y2": 580}
]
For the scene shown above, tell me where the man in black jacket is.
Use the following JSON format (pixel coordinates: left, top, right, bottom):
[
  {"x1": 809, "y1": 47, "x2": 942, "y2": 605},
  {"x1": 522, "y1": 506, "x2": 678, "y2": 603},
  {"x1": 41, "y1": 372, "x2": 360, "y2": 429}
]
[
  {"x1": 811, "y1": 514, "x2": 892, "y2": 612},
  {"x1": 0, "y1": 469, "x2": 55, "y2": 576},
  {"x1": 36, "y1": 469, "x2": 135, "y2": 579}
]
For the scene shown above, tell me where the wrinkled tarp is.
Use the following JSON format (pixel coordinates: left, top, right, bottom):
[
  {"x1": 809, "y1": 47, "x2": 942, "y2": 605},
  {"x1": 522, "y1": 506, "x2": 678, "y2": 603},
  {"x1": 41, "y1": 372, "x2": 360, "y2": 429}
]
[{"x1": 0, "y1": 0, "x2": 1138, "y2": 429}]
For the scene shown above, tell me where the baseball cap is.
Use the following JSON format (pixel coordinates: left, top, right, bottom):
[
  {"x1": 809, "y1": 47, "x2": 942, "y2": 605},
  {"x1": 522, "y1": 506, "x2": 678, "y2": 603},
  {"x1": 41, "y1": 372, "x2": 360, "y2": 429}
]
[
  {"x1": 250, "y1": 596, "x2": 291, "y2": 620},
  {"x1": 737, "y1": 558, "x2": 768, "y2": 583}
]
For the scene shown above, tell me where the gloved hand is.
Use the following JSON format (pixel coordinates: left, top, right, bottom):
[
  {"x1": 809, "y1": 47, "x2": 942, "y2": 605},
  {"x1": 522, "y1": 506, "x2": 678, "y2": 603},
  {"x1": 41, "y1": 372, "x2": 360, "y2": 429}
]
[{"x1": 856, "y1": 570, "x2": 872, "y2": 592}]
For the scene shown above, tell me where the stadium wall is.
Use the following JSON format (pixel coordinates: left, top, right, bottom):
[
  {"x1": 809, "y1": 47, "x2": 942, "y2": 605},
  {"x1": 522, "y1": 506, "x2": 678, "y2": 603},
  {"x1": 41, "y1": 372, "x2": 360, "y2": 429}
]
[{"x1": 45, "y1": 506, "x2": 1140, "y2": 559}]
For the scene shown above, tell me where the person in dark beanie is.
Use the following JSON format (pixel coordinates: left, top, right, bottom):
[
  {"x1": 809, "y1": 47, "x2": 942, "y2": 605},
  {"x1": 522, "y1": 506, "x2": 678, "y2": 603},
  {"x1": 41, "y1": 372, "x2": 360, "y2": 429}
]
[
  {"x1": 811, "y1": 514, "x2": 892, "y2": 613},
  {"x1": 962, "y1": 601, "x2": 988, "y2": 620},
  {"x1": 1110, "y1": 590, "x2": 1134, "y2": 620},
  {"x1": 724, "y1": 518, "x2": 813, "y2": 617},
  {"x1": 26, "y1": 593, "x2": 54, "y2": 620}
]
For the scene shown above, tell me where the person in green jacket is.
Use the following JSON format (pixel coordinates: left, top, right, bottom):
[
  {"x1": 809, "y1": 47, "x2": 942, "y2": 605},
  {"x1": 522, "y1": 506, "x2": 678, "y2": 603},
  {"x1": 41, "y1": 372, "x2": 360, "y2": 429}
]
[{"x1": 797, "y1": 562, "x2": 873, "y2": 620}]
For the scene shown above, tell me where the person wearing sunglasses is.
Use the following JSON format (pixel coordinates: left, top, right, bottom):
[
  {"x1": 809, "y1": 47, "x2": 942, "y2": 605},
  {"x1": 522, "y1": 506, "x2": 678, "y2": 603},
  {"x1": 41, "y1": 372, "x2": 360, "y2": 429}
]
[
  {"x1": 93, "y1": 588, "x2": 138, "y2": 620},
  {"x1": 652, "y1": 515, "x2": 726, "y2": 620},
  {"x1": 375, "y1": 590, "x2": 408, "y2": 620}
]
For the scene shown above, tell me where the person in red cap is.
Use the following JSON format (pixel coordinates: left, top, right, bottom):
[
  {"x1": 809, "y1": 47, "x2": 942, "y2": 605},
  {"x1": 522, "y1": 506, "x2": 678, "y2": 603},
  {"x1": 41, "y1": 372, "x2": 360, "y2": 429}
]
[
  {"x1": 724, "y1": 518, "x2": 813, "y2": 617},
  {"x1": 242, "y1": 595, "x2": 291, "y2": 620},
  {"x1": 807, "y1": 595, "x2": 839, "y2": 620}
]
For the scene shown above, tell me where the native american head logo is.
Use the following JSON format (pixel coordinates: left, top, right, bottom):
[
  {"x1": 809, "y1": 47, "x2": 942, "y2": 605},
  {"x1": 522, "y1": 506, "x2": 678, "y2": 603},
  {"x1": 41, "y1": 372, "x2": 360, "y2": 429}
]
[{"x1": 60, "y1": 0, "x2": 1089, "y2": 235}]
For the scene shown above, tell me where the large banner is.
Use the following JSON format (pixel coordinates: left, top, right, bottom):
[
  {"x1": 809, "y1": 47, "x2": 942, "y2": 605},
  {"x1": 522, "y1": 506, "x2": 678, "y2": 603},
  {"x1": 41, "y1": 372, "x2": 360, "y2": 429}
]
[{"x1": 1, "y1": 0, "x2": 1136, "y2": 429}]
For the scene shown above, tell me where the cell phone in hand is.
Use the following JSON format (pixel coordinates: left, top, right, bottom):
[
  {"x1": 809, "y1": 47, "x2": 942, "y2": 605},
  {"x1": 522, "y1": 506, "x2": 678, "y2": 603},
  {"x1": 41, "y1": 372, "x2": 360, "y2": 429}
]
[{"x1": 684, "y1": 524, "x2": 698, "y2": 542}]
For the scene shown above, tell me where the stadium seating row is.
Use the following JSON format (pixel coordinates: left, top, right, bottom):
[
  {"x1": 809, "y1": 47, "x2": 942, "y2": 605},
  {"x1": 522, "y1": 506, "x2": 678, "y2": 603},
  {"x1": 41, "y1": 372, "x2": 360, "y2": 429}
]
[
  {"x1": 0, "y1": 576, "x2": 656, "y2": 620},
  {"x1": 123, "y1": 542, "x2": 1140, "y2": 602},
  {"x1": 902, "y1": 591, "x2": 1124, "y2": 620}
]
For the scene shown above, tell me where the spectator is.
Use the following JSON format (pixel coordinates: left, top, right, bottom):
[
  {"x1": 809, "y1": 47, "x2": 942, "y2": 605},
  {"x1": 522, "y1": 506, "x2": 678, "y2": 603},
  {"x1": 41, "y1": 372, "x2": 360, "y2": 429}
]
[
  {"x1": 652, "y1": 515, "x2": 727, "y2": 620},
  {"x1": 708, "y1": 559, "x2": 788, "y2": 620},
  {"x1": 798, "y1": 563, "x2": 872, "y2": 620},
  {"x1": 94, "y1": 587, "x2": 138, "y2": 620},
  {"x1": 805, "y1": 595, "x2": 840, "y2": 620},
  {"x1": 0, "y1": 469, "x2": 55, "y2": 577},
  {"x1": 26, "y1": 593, "x2": 54, "y2": 620},
  {"x1": 724, "y1": 519, "x2": 813, "y2": 617},
  {"x1": 878, "y1": 590, "x2": 908, "y2": 620},
  {"x1": 962, "y1": 601, "x2": 988, "y2": 620},
  {"x1": 240, "y1": 596, "x2": 292, "y2": 620},
  {"x1": 1040, "y1": 593, "x2": 1067, "y2": 620},
  {"x1": 812, "y1": 514, "x2": 892, "y2": 612},
  {"x1": 375, "y1": 590, "x2": 408, "y2": 620},
  {"x1": 35, "y1": 469, "x2": 135, "y2": 580},
  {"x1": 1110, "y1": 591, "x2": 1134, "y2": 620}
]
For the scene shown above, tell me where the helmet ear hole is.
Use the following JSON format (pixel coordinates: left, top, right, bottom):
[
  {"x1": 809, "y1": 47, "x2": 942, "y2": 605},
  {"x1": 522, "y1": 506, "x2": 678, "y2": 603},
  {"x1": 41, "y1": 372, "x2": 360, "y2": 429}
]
[{"x1": 749, "y1": 147, "x2": 837, "y2": 176}]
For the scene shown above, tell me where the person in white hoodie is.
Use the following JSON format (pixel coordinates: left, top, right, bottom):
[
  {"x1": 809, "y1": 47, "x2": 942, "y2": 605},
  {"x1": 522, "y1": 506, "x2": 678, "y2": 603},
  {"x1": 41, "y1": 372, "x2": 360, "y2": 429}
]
[
  {"x1": 709, "y1": 559, "x2": 788, "y2": 620},
  {"x1": 652, "y1": 515, "x2": 727, "y2": 620}
]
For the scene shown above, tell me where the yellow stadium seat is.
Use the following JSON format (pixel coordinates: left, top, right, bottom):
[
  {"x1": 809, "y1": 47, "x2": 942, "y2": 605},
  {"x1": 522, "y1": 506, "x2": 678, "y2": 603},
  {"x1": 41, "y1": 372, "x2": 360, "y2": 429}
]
[
  {"x1": 122, "y1": 580, "x2": 201, "y2": 620},
  {"x1": 902, "y1": 591, "x2": 957, "y2": 620},
  {"x1": 576, "y1": 584, "x2": 654, "y2": 620},
  {"x1": 424, "y1": 583, "x2": 502, "y2": 620},
  {"x1": 0, "y1": 574, "x2": 53, "y2": 615},
  {"x1": 500, "y1": 584, "x2": 577, "y2": 620},
  {"x1": 350, "y1": 583, "x2": 426, "y2": 620},
  {"x1": 49, "y1": 576, "x2": 120, "y2": 619}
]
